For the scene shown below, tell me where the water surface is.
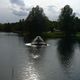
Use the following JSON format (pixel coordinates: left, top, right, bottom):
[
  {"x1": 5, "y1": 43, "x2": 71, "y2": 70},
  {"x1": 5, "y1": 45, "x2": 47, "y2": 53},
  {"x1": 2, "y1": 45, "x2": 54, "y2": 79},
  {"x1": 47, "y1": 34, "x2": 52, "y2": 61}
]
[{"x1": 0, "y1": 33, "x2": 80, "y2": 80}]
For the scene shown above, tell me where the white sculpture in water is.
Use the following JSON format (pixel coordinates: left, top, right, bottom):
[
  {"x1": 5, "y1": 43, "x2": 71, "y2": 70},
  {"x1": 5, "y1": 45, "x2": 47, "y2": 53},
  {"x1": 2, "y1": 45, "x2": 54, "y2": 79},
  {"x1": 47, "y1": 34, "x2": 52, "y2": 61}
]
[{"x1": 25, "y1": 36, "x2": 48, "y2": 47}]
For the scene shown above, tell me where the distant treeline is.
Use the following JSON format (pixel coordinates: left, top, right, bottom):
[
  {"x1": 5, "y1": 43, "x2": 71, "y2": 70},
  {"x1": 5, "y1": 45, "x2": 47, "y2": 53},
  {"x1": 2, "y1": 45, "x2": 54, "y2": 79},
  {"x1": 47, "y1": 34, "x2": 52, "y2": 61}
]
[{"x1": 0, "y1": 5, "x2": 80, "y2": 37}]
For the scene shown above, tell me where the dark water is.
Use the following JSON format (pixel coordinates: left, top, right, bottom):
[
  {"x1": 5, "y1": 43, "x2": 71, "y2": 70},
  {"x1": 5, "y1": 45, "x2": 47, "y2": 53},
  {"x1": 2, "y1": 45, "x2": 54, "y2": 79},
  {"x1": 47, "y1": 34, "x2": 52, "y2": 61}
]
[{"x1": 0, "y1": 33, "x2": 80, "y2": 80}]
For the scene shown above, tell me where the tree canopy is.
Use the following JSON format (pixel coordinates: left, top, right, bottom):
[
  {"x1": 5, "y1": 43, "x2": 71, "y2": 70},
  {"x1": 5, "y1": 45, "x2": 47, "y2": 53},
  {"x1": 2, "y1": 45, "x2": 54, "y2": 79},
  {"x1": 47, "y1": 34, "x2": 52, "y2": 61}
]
[
  {"x1": 58, "y1": 5, "x2": 76, "y2": 36},
  {"x1": 25, "y1": 5, "x2": 48, "y2": 36},
  {"x1": 0, "y1": 5, "x2": 80, "y2": 38}
]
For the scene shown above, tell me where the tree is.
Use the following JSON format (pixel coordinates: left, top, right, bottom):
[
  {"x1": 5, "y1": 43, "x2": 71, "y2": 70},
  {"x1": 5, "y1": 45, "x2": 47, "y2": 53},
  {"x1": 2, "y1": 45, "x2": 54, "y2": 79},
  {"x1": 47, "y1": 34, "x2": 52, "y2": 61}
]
[
  {"x1": 74, "y1": 17, "x2": 80, "y2": 32},
  {"x1": 25, "y1": 5, "x2": 48, "y2": 37},
  {"x1": 58, "y1": 5, "x2": 75, "y2": 36}
]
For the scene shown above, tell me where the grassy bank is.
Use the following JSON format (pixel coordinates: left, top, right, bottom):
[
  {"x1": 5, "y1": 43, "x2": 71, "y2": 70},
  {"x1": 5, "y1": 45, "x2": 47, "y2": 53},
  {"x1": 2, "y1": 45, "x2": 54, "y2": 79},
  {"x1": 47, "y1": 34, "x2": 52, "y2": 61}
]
[
  {"x1": 76, "y1": 32, "x2": 80, "y2": 37},
  {"x1": 43, "y1": 32, "x2": 80, "y2": 39},
  {"x1": 42, "y1": 32, "x2": 65, "y2": 39},
  {"x1": 20, "y1": 32, "x2": 80, "y2": 39}
]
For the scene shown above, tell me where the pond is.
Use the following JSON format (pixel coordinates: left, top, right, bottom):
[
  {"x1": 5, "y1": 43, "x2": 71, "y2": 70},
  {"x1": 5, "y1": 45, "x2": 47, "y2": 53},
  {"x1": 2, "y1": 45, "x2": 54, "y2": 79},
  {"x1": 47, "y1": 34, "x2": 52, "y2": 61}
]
[{"x1": 0, "y1": 33, "x2": 80, "y2": 80}]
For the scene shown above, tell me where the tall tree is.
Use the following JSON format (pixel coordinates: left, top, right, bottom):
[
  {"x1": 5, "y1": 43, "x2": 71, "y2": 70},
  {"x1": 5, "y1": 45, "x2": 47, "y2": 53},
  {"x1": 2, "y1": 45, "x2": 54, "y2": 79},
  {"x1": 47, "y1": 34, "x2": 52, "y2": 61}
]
[
  {"x1": 74, "y1": 17, "x2": 80, "y2": 32},
  {"x1": 58, "y1": 5, "x2": 75, "y2": 36},
  {"x1": 25, "y1": 5, "x2": 48, "y2": 36}
]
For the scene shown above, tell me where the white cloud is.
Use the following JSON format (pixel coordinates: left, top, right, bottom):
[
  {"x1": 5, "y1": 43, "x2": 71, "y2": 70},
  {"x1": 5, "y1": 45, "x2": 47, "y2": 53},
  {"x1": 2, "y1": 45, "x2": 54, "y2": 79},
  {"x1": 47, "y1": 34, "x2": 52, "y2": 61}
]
[
  {"x1": 44, "y1": 5, "x2": 59, "y2": 21},
  {"x1": 0, "y1": 0, "x2": 80, "y2": 23},
  {"x1": 10, "y1": 0, "x2": 25, "y2": 6},
  {"x1": 76, "y1": 12, "x2": 80, "y2": 18}
]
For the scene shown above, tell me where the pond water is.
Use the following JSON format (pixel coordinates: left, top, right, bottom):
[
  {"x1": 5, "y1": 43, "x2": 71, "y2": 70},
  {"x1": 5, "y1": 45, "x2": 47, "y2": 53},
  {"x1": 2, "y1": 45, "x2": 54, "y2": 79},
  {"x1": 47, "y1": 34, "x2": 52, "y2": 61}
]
[{"x1": 0, "y1": 33, "x2": 80, "y2": 80}]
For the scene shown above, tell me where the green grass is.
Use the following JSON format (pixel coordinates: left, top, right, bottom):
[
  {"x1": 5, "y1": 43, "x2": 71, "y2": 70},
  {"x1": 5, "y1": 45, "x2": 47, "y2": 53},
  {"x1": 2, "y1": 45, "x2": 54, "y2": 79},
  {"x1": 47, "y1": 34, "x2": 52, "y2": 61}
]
[
  {"x1": 76, "y1": 32, "x2": 80, "y2": 37},
  {"x1": 43, "y1": 32, "x2": 80, "y2": 39},
  {"x1": 21, "y1": 32, "x2": 80, "y2": 39},
  {"x1": 42, "y1": 32, "x2": 65, "y2": 38}
]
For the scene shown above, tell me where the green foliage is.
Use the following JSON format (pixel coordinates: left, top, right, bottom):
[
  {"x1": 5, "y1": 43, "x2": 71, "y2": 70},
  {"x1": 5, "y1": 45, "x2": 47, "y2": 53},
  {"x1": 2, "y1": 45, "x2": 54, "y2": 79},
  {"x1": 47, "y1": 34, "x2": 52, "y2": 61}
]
[
  {"x1": 43, "y1": 32, "x2": 64, "y2": 38},
  {"x1": 58, "y1": 5, "x2": 75, "y2": 35},
  {"x1": 25, "y1": 5, "x2": 48, "y2": 36},
  {"x1": 46, "y1": 20, "x2": 54, "y2": 32},
  {"x1": 74, "y1": 17, "x2": 80, "y2": 32},
  {"x1": 0, "y1": 5, "x2": 80, "y2": 38}
]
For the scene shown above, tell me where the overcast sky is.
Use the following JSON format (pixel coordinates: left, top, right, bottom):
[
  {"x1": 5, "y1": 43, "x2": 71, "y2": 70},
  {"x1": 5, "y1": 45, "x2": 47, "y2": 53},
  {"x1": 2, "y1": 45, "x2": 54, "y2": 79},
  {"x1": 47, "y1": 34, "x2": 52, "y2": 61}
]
[{"x1": 0, "y1": 0, "x2": 80, "y2": 23}]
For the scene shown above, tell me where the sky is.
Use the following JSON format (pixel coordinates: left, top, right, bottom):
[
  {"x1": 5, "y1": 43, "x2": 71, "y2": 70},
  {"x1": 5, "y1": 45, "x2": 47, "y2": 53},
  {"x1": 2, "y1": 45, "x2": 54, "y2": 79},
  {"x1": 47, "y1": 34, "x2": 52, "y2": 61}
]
[{"x1": 0, "y1": 0, "x2": 80, "y2": 23}]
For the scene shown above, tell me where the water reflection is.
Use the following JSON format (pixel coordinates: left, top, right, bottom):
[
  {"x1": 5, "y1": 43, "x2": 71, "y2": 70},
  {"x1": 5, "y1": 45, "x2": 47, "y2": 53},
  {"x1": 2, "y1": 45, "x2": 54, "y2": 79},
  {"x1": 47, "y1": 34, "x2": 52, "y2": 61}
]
[
  {"x1": 76, "y1": 37, "x2": 80, "y2": 48},
  {"x1": 57, "y1": 37, "x2": 76, "y2": 68},
  {"x1": 2, "y1": 32, "x2": 80, "y2": 80},
  {"x1": 20, "y1": 46, "x2": 46, "y2": 80},
  {"x1": 20, "y1": 62, "x2": 40, "y2": 80},
  {"x1": 16, "y1": 47, "x2": 43, "y2": 80},
  {"x1": 29, "y1": 47, "x2": 40, "y2": 59},
  {"x1": 28, "y1": 46, "x2": 45, "y2": 60}
]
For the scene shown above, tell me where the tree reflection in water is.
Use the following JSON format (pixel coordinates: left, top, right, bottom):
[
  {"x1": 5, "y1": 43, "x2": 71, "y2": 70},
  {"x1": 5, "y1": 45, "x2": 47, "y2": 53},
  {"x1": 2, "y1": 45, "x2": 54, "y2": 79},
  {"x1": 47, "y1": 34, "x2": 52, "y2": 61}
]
[{"x1": 57, "y1": 37, "x2": 76, "y2": 69}]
